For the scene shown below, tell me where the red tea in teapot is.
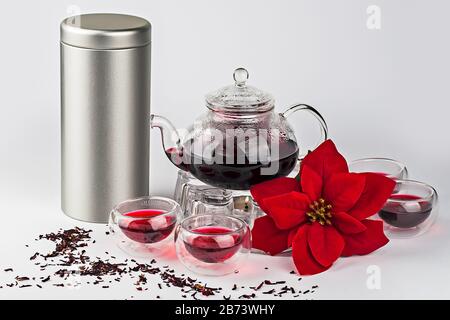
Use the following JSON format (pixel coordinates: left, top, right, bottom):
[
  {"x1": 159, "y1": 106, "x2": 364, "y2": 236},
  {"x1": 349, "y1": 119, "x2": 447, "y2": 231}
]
[{"x1": 166, "y1": 138, "x2": 299, "y2": 190}]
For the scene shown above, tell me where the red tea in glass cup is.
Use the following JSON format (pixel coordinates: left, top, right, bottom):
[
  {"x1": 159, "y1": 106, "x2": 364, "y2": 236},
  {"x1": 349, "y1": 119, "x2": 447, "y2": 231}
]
[
  {"x1": 119, "y1": 209, "x2": 177, "y2": 243},
  {"x1": 380, "y1": 180, "x2": 438, "y2": 238},
  {"x1": 175, "y1": 215, "x2": 251, "y2": 276},
  {"x1": 109, "y1": 197, "x2": 181, "y2": 257},
  {"x1": 184, "y1": 226, "x2": 243, "y2": 263}
]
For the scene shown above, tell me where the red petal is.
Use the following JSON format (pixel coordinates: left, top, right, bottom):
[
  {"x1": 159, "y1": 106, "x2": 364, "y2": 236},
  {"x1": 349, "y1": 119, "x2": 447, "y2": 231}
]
[
  {"x1": 347, "y1": 173, "x2": 396, "y2": 220},
  {"x1": 300, "y1": 165, "x2": 323, "y2": 201},
  {"x1": 292, "y1": 225, "x2": 331, "y2": 275},
  {"x1": 341, "y1": 220, "x2": 389, "y2": 256},
  {"x1": 323, "y1": 173, "x2": 366, "y2": 212},
  {"x1": 287, "y1": 228, "x2": 297, "y2": 247},
  {"x1": 251, "y1": 216, "x2": 292, "y2": 255},
  {"x1": 262, "y1": 192, "x2": 310, "y2": 230},
  {"x1": 250, "y1": 177, "x2": 300, "y2": 212},
  {"x1": 300, "y1": 140, "x2": 349, "y2": 183},
  {"x1": 308, "y1": 223, "x2": 345, "y2": 267},
  {"x1": 333, "y1": 212, "x2": 367, "y2": 234}
]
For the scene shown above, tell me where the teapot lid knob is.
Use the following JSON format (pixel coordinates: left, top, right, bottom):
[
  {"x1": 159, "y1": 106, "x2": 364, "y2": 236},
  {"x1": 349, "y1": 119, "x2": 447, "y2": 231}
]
[{"x1": 233, "y1": 68, "x2": 249, "y2": 87}]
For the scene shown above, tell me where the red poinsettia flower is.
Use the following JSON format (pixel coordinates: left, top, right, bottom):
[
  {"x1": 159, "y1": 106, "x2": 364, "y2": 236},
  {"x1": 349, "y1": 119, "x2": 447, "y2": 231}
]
[{"x1": 251, "y1": 140, "x2": 395, "y2": 275}]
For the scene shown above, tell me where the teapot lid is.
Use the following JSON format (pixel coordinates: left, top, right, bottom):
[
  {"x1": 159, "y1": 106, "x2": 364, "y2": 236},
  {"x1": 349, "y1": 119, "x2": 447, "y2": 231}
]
[{"x1": 205, "y1": 68, "x2": 274, "y2": 113}]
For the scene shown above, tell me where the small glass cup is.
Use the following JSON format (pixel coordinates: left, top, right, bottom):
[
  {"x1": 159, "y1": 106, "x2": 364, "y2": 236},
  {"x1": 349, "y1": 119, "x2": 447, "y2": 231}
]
[
  {"x1": 174, "y1": 171, "x2": 206, "y2": 213},
  {"x1": 380, "y1": 180, "x2": 438, "y2": 238},
  {"x1": 348, "y1": 158, "x2": 408, "y2": 180},
  {"x1": 174, "y1": 170, "x2": 257, "y2": 226},
  {"x1": 185, "y1": 186, "x2": 234, "y2": 217},
  {"x1": 175, "y1": 215, "x2": 251, "y2": 276},
  {"x1": 109, "y1": 196, "x2": 181, "y2": 257}
]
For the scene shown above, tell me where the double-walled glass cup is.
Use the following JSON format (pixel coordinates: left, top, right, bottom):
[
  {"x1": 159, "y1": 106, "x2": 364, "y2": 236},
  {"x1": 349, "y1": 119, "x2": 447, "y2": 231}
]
[
  {"x1": 184, "y1": 185, "x2": 234, "y2": 217},
  {"x1": 175, "y1": 215, "x2": 251, "y2": 276},
  {"x1": 174, "y1": 171, "x2": 206, "y2": 213},
  {"x1": 380, "y1": 180, "x2": 438, "y2": 238},
  {"x1": 109, "y1": 196, "x2": 181, "y2": 257},
  {"x1": 348, "y1": 158, "x2": 408, "y2": 180}
]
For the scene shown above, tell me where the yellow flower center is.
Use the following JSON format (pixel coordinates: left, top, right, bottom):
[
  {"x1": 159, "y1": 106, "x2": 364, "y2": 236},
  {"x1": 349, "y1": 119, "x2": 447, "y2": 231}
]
[{"x1": 307, "y1": 198, "x2": 333, "y2": 226}]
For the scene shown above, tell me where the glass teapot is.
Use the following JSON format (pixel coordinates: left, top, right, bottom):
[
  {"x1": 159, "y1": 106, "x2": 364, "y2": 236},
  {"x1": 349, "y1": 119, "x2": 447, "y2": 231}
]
[{"x1": 151, "y1": 68, "x2": 328, "y2": 190}]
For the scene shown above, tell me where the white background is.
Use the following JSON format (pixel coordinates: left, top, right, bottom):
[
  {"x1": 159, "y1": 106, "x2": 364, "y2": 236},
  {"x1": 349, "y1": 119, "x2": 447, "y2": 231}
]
[{"x1": 0, "y1": 0, "x2": 449, "y2": 299}]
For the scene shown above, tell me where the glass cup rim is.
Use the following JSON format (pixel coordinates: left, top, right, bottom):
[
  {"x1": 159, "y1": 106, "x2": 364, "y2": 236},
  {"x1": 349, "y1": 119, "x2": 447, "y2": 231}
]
[
  {"x1": 349, "y1": 157, "x2": 407, "y2": 176},
  {"x1": 112, "y1": 196, "x2": 180, "y2": 220},
  {"x1": 350, "y1": 157, "x2": 406, "y2": 166},
  {"x1": 388, "y1": 179, "x2": 437, "y2": 203},
  {"x1": 180, "y1": 214, "x2": 247, "y2": 236}
]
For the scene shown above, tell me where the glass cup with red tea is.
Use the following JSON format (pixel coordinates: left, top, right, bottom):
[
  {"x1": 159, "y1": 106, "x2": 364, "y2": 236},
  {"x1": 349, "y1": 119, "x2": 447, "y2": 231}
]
[
  {"x1": 380, "y1": 180, "x2": 438, "y2": 238},
  {"x1": 109, "y1": 196, "x2": 181, "y2": 257},
  {"x1": 175, "y1": 214, "x2": 251, "y2": 276},
  {"x1": 348, "y1": 158, "x2": 408, "y2": 180}
]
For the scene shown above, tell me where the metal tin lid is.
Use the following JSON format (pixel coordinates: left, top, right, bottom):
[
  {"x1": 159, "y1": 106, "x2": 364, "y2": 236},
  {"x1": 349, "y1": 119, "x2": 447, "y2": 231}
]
[
  {"x1": 60, "y1": 13, "x2": 151, "y2": 50},
  {"x1": 205, "y1": 68, "x2": 274, "y2": 113}
]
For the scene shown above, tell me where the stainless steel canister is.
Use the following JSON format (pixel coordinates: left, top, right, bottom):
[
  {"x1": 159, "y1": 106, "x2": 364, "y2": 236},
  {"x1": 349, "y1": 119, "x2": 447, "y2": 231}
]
[{"x1": 61, "y1": 14, "x2": 151, "y2": 223}]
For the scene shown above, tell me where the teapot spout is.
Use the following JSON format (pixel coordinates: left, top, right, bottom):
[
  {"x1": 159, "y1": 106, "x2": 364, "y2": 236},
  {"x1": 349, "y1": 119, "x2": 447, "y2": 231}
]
[{"x1": 150, "y1": 114, "x2": 186, "y2": 170}]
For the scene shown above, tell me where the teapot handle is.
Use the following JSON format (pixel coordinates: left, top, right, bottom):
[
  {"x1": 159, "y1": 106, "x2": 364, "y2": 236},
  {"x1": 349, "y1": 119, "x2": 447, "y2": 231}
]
[{"x1": 280, "y1": 103, "x2": 328, "y2": 158}]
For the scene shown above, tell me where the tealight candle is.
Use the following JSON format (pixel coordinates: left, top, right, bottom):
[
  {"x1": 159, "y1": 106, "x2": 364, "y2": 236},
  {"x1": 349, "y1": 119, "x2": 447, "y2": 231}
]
[{"x1": 232, "y1": 195, "x2": 255, "y2": 228}]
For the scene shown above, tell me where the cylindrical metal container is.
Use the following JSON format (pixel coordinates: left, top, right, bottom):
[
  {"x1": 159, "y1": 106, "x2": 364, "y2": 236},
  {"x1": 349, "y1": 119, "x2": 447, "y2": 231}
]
[{"x1": 61, "y1": 13, "x2": 151, "y2": 223}]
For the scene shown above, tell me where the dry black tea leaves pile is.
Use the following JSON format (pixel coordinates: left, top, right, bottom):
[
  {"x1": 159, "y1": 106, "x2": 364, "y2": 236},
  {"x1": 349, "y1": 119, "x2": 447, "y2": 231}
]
[
  {"x1": 39, "y1": 227, "x2": 92, "y2": 258},
  {"x1": 236, "y1": 278, "x2": 318, "y2": 299},
  {"x1": 0, "y1": 227, "x2": 319, "y2": 299}
]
